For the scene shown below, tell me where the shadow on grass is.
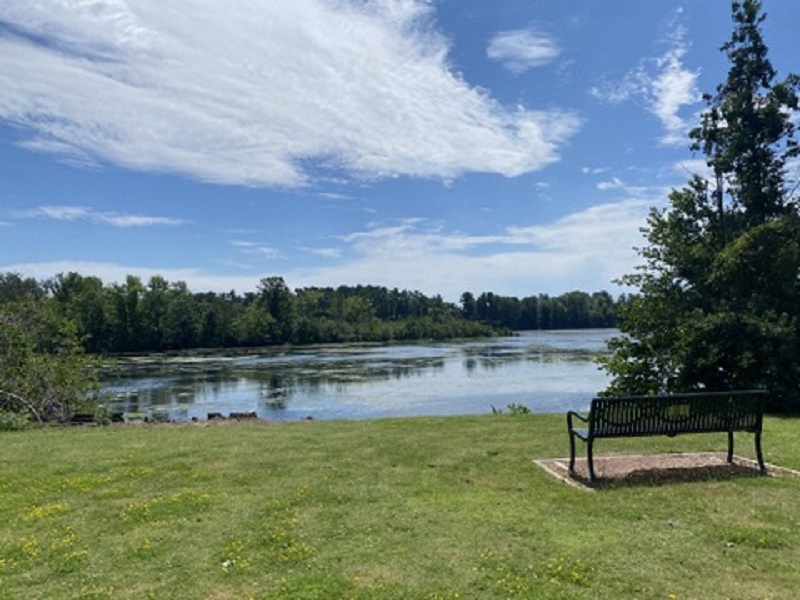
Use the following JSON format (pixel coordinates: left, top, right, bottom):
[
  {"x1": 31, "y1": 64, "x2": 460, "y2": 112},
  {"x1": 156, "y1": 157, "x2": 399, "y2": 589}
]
[
  {"x1": 582, "y1": 462, "x2": 764, "y2": 490},
  {"x1": 534, "y1": 453, "x2": 787, "y2": 491}
]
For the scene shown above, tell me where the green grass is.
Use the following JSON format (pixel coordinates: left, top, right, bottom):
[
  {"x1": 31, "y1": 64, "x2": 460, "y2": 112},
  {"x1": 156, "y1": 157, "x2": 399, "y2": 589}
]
[{"x1": 1, "y1": 414, "x2": 799, "y2": 599}]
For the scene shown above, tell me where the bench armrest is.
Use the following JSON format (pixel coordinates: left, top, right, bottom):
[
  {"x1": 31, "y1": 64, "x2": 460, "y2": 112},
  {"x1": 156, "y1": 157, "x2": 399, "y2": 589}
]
[{"x1": 567, "y1": 411, "x2": 589, "y2": 431}]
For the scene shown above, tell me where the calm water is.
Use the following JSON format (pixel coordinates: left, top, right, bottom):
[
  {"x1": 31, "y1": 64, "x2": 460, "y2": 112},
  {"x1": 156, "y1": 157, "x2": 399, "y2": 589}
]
[{"x1": 102, "y1": 329, "x2": 615, "y2": 421}]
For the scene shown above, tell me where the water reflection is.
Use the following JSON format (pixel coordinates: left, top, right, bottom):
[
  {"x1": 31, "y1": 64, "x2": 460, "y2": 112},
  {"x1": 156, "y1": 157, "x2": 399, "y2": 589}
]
[{"x1": 102, "y1": 329, "x2": 614, "y2": 421}]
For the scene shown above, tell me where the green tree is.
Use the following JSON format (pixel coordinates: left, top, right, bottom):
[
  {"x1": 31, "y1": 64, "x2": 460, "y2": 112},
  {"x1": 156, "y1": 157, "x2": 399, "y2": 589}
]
[
  {"x1": 589, "y1": 291, "x2": 616, "y2": 328},
  {"x1": 195, "y1": 291, "x2": 237, "y2": 348},
  {"x1": 108, "y1": 276, "x2": 146, "y2": 352},
  {"x1": 256, "y1": 277, "x2": 296, "y2": 343},
  {"x1": 0, "y1": 300, "x2": 100, "y2": 424},
  {"x1": 0, "y1": 272, "x2": 44, "y2": 302},
  {"x1": 235, "y1": 296, "x2": 276, "y2": 347},
  {"x1": 601, "y1": 0, "x2": 800, "y2": 412},
  {"x1": 48, "y1": 273, "x2": 112, "y2": 354},
  {"x1": 459, "y1": 291, "x2": 477, "y2": 320},
  {"x1": 141, "y1": 275, "x2": 170, "y2": 350},
  {"x1": 162, "y1": 281, "x2": 199, "y2": 349}
]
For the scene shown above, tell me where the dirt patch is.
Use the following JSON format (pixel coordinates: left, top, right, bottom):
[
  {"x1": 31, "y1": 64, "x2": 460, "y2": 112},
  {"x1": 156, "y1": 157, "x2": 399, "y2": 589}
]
[{"x1": 535, "y1": 452, "x2": 800, "y2": 491}]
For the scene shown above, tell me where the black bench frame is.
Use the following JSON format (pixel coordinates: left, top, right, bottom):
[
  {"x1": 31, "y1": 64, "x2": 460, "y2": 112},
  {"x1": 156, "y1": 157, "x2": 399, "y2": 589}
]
[{"x1": 567, "y1": 390, "x2": 767, "y2": 482}]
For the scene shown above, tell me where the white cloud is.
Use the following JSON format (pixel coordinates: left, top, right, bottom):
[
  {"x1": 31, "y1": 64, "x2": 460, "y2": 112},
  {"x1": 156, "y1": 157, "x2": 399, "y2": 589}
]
[
  {"x1": 107, "y1": 215, "x2": 182, "y2": 227},
  {"x1": 2, "y1": 198, "x2": 661, "y2": 300},
  {"x1": 231, "y1": 241, "x2": 285, "y2": 260},
  {"x1": 317, "y1": 192, "x2": 354, "y2": 201},
  {"x1": 24, "y1": 205, "x2": 185, "y2": 227},
  {"x1": 31, "y1": 206, "x2": 89, "y2": 221},
  {"x1": 504, "y1": 199, "x2": 656, "y2": 254},
  {"x1": 300, "y1": 247, "x2": 344, "y2": 259},
  {"x1": 582, "y1": 166, "x2": 609, "y2": 175},
  {"x1": 487, "y1": 28, "x2": 561, "y2": 74},
  {"x1": 597, "y1": 177, "x2": 624, "y2": 190},
  {"x1": 589, "y1": 19, "x2": 699, "y2": 146},
  {"x1": 0, "y1": 0, "x2": 580, "y2": 187},
  {"x1": 651, "y1": 39, "x2": 700, "y2": 145},
  {"x1": 589, "y1": 71, "x2": 649, "y2": 105},
  {"x1": 289, "y1": 198, "x2": 662, "y2": 299}
]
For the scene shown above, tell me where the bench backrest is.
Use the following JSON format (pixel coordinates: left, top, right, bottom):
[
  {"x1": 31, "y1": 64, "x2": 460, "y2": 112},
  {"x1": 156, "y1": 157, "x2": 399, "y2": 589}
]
[{"x1": 589, "y1": 391, "x2": 766, "y2": 438}]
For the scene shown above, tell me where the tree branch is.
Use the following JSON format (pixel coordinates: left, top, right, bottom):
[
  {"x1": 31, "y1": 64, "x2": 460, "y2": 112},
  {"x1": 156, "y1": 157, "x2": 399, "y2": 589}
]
[{"x1": 0, "y1": 389, "x2": 43, "y2": 422}]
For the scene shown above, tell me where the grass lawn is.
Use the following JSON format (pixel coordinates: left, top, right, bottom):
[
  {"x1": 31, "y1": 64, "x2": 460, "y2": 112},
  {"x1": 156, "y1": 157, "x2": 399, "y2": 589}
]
[{"x1": 1, "y1": 413, "x2": 798, "y2": 599}]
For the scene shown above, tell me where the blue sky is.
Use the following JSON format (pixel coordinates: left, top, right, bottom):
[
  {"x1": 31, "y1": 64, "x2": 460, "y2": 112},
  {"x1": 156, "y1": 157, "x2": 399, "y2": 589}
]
[{"x1": 1, "y1": 0, "x2": 798, "y2": 301}]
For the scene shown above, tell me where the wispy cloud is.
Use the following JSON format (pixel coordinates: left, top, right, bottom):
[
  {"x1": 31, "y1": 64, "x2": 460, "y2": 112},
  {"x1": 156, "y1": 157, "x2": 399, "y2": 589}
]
[
  {"x1": 3, "y1": 197, "x2": 663, "y2": 299},
  {"x1": 290, "y1": 197, "x2": 664, "y2": 298},
  {"x1": 231, "y1": 241, "x2": 285, "y2": 260},
  {"x1": 300, "y1": 246, "x2": 344, "y2": 259},
  {"x1": 582, "y1": 166, "x2": 609, "y2": 175},
  {"x1": 24, "y1": 205, "x2": 185, "y2": 227},
  {"x1": 317, "y1": 192, "x2": 355, "y2": 201},
  {"x1": 0, "y1": 0, "x2": 580, "y2": 187},
  {"x1": 589, "y1": 15, "x2": 699, "y2": 146},
  {"x1": 650, "y1": 32, "x2": 700, "y2": 145},
  {"x1": 597, "y1": 177, "x2": 624, "y2": 190},
  {"x1": 487, "y1": 27, "x2": 561, "y2": 74}
]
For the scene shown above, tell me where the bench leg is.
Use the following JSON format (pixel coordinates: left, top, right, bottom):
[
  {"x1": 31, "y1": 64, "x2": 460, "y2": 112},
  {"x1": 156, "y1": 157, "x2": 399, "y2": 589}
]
[
  {"x1": 755, "y1": 432, "x2": 766, "y2": 473},
  {"x1": 587, "y1": 439, "x2": 597, "y2": 483},
  {"x1": 727, "y1": 431, "x2": 734, "y2": 463},
  {"x1": 568, "y1": 431, "x2": 577, "y2": 474}
]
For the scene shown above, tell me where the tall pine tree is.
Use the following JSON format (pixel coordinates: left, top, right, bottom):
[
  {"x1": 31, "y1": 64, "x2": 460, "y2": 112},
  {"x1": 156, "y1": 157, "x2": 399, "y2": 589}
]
[{"x1": 601, "y1": 0, "x2": 800, "y2": 412}]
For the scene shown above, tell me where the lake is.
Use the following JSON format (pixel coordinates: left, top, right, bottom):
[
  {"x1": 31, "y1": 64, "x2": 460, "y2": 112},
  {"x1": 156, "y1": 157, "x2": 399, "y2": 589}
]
[{"x1": 102, "y1": 329, "x2": 615, "y2": 421}]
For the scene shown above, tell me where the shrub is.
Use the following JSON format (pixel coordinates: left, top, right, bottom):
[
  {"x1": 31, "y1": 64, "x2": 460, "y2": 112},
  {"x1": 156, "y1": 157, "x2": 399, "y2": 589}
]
[{"x1": 0, "y1": 300, "x2": 101, "y2": 423}]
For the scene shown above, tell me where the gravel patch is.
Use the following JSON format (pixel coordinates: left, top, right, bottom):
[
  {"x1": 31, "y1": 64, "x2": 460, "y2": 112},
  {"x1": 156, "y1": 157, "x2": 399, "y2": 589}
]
[{"x1": 535, "y1": 452, "x2": 800, "y2": 491}]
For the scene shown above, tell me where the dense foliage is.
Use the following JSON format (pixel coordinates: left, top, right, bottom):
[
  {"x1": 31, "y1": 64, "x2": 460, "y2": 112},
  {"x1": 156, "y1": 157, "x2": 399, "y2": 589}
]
[
  {"x1": 0, "y1": 272, "x2": 620, "y2": 356},
  {"x1": 460, "y1": 290, "x2": 619, "y2": 330},
  {"x1": 601, "y1": 1, "x2": 800, "y2": 412},
  {"x1": 0, "y1": 297, "x2": 100, "y2": 426}
]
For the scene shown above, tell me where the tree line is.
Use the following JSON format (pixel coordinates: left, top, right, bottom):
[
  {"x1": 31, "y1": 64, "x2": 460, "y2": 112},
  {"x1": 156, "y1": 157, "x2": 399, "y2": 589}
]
[
  {"x1": 460, "y1": 290, "x2": 620, "y2": 331},
  {"x1": 0, "y1": 271, "x2": 621, "y2": 355}
]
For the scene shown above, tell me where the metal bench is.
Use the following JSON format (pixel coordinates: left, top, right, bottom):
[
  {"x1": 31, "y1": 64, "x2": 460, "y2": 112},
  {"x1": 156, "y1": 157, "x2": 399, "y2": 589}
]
[{"x1": 567, "y1": 390, "x2": 767, "y2": 482}]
